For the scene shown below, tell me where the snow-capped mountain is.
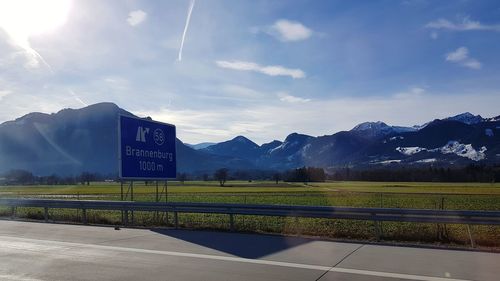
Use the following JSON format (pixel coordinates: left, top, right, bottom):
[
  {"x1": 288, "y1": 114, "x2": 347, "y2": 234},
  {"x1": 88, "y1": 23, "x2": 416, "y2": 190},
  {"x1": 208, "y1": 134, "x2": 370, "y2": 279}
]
[
  {"x1": 202, "y1": 114, "x2": 500, "y2": 168},
  {"x1": 186, "y1": 142, "x2": 217, "y2": 150},
  {"x1": 444, "y1": 112, "x2": 484, "y2": 125},
  {"x1": 361, "y1": 118, "x2": 500, "y2": 166},
  {"x1": 350, "y1": 121, "x2": 416, "y2": 139},
  {"x1": 258, "y1": 133, "x2": 314, "y2": 169},
  {"x1": 201, "y1": 136, "x2": 259, "y2": 161},
  {"x1": 486, "y1": 115, "x2": 500, "y2": 122},
  {"x1": 1, "y1": 105, "x2": 498, "y2": 176}
]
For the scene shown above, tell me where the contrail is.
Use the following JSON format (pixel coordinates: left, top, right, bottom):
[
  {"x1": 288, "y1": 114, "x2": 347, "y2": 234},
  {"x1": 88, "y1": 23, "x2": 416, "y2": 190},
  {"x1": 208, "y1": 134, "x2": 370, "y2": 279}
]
[
  {"x1": 28, "y1": 48, "x2": 53, "y2": 72},
  {"x1": 178, "y1": 0, "x2": 195, "y2": 61},
  {"x1": 14, "y1": 39, "x2": 54, "y2": 72},
  {"x1": 69, "y1": 89, "x2": 88, "y2": 106}
]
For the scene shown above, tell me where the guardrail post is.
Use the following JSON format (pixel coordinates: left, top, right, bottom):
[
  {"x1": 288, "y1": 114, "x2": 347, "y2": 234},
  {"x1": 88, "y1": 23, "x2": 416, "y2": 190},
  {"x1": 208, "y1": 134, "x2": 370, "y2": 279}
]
[
  {"x1": 82, "y1": 209, "x2": 87, "y2": 225},
  {"x1": 229, "y1": 213, "x2": 235, "y2": 232},
  {"x1": 174, "y1": 212, "x2": 178, "y2": 228},
  {"x1": 44, "y1": 207, "x2": 48, "y2": 222},
  {"x1": 130, "y1": 181, "x2": 134, "y2": 225},
  {"x1": 11, "y1": 206, "x2": 15, "y2": 219},
  {"x1": 124, "y1": 210, "x2": 129, "y2": 225},
  {"x1": 466, "y1": 224, "x2": 475, "y2": 248},
  {"x1": 374, "y1": 220, "x2": 381, "y2": 241}
]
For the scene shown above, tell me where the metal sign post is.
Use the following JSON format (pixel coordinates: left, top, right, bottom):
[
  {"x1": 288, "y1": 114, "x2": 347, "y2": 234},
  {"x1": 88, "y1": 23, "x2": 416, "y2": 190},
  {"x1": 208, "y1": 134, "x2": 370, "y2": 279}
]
[
  {"x1": 118, "y1": 115, "x2": 176, "y2": 226},
  {"x1": 120, "y1": 181, "x2": 123, "y2": 223},
  {"x1": 164, "y1": 180, "x2": 168, "y2": 224}
]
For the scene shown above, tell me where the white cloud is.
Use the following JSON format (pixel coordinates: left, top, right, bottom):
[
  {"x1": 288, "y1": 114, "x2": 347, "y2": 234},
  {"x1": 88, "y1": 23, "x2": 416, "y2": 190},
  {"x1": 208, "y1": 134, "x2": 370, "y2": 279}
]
[
  {"x1": 134, "y1": 107, "x2": 273, "y2": 144},
  {"x1": 0, "y1": 90, "x2": 11, "y2": 101},
  {"x1": 462, "y1": 59, "x2": 482, "y2": 70},
  {"x1": 446, "y1": 47, "x2": 468, "y2": 62},
  {"x1": 0, "y1": 91, "x2": 83, "y2": 125},
  {"x1": 410, "y1": 87, "x2": 425, "y2": 94},
  {"x1": 189, "y1": 83, "x2": 266, "y2": 103},
  {"x1": 401, "y1": 0, "x2": 428, "y2": 6},
  {"x1": 268, "y1": 19, "x2": 312, "y2": 42},
  {"x1": 445, "y1": 47, "x2": 481, "y2": 70},
  {"x1": 127, "y1": 10, "x2": 147, "y2": 26},
  {"x1": 103, "y1": 76, "x2": 130, "y2": 90},
  {"x1": 425, "y1": 17, "x2": 500, "y2": 32},
  {"x1": 161, "y1": 37, "x2": 181, "y2": 50},
  {"x1": 215, "y1": 60, "x2": 305, "y2": 79},
  {"x1": 394, "y1": 87, "x2": 426, "y2": 99},
  {"x1": 222, "y1": 84, "x2": 263, "y2": 98},
  {"x1": 278, "y1": 92, "x2": 310, "y2": 103},
  {"x1": 134, "y1": 90, "x2": 500, "y2": 145}
]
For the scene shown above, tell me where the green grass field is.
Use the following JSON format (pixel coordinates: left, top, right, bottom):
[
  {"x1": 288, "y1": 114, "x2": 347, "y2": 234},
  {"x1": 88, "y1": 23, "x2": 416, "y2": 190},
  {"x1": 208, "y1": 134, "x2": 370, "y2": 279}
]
[
  {"x1": 2, "y1": 180, "x2": 500, "y2": 195},
  {"x1": 1, "y1": 180, "x2": 499, "y2": 248}
]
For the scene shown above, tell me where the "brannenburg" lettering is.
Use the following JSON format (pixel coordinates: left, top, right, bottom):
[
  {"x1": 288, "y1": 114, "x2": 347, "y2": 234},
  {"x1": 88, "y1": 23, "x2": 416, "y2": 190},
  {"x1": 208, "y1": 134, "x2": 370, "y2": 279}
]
[{"x1": 125, "y1": 146, "x2": 173, "y2": 161}]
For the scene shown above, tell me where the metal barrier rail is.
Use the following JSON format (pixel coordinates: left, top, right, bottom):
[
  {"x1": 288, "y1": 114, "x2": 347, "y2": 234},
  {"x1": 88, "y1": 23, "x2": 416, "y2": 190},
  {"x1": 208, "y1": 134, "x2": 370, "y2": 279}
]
[{"x1": 1, "y1": 198, "x2": 499, "y2": 246}]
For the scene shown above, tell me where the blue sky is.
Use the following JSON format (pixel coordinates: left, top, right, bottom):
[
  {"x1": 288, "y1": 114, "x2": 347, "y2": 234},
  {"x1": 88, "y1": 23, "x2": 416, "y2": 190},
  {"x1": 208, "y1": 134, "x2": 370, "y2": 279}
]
[{"x1": 0, "y1": 0, "x2": 499, "y2": 144}]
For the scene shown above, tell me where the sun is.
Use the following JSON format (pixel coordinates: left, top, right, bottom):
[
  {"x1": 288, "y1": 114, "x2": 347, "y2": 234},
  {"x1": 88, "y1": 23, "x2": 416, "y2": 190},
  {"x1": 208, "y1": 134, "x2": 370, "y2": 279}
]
[{"x1": 0, "y1": 0, "x2": 72, "y2": 65}]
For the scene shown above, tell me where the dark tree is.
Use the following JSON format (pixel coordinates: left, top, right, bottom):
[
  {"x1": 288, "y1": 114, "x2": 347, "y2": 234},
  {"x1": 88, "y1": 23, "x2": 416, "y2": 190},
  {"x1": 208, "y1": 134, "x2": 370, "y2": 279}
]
[
  {"x1": 214, "y1": 168, "x2": 228, "y2": 187},
  {"x1": 178, "y1": 173, "x2": 188, "y2": 184},
  {"x1": 307, "y1": 167, "x2": 326, "y2": 182},
  {"x1": 283, "y1": 167, "x2": 326, "y2": 183},
  {"x1": 202, "y1": 173, "x2": 209, "y2": 181},
  {"x1": 79, "y1": 172, "x2": 95, "y2": 185},
  {"x1": 4, "y1": 169, "x2": 35, "y2": 185},
  {"x1": 46, "y1": 174, "x2": 60, "y2": 185},
  {"x1": 273, "y1": 173, "x2": 281, "y2": 184}
]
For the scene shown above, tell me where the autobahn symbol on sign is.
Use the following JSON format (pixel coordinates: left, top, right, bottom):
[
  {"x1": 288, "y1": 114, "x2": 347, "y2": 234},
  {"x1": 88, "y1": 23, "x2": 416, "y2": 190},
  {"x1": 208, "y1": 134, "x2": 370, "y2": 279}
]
[{"x1": 119, "y1": 115, "x2": 176, "y2": 179}]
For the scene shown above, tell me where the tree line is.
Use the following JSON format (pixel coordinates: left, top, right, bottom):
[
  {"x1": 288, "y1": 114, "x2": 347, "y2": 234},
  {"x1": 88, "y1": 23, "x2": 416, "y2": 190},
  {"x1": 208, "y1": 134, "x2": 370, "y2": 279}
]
[
  {"x1": 329, "y1": 164, "x2": 500, "y2": 183},
  {"x1": 0, "y1": 170, "x2": 111, "y2": 185},
  {"x1": 171, "y1": 165, "x2": 500, "y2": 184},
  {"x1": 2, "y1": 164, "x2": 499, "y2": 185},
  {"x1": 209, "y1": 167, "x2": 326, "y2": 186}
]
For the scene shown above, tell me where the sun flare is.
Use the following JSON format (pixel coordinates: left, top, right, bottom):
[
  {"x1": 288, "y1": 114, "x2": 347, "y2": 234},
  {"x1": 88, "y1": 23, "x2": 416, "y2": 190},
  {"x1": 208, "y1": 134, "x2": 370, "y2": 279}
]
[{"x1": 0, "y1": 0, "x2": 72, "y2": 67}]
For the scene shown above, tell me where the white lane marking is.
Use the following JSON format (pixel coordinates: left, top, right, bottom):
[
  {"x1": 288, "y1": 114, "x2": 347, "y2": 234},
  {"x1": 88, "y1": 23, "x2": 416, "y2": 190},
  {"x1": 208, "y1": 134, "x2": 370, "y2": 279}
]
[
  {"x1": 0, "y1": 236, "x2": 471, "y2": 281},
  {"x1": 329, "y1": 268, "x2": 468, "y2": 281},
  {"x1": 0, "y1": 274, "x2": 45, "y2": 281}
]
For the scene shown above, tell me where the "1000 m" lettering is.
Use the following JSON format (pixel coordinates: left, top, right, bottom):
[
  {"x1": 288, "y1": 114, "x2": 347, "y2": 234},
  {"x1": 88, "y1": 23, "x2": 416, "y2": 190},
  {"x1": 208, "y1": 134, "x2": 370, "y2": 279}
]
[{"x1": 138, "y1": 161, "x2": 164, "y2": 172}]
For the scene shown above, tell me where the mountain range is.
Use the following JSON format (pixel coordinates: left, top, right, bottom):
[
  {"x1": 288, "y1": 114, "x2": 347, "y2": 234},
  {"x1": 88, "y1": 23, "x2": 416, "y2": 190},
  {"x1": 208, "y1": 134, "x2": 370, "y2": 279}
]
[{"x1": 0, "y1": 103, "x2": 498, "y2": 176}]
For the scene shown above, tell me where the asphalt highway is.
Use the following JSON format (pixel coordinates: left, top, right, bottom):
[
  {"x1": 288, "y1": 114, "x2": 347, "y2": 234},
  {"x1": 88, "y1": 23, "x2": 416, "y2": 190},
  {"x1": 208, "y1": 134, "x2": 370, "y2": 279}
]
[{"x1": 0, "y1": 220, "x2": 498, "y2": 281}]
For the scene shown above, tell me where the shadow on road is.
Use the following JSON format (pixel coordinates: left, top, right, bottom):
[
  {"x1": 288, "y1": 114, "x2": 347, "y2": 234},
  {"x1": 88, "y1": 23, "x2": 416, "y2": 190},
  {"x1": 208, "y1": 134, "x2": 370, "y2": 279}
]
[{"x1": 150, "y1": 228, "x2": 312, "y2": 259}]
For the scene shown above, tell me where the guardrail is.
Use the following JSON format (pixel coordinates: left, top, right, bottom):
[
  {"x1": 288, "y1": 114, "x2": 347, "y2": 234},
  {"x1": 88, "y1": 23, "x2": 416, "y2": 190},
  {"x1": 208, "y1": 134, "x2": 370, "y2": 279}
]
[{"x1": 1, "y1": 198, "x2": 499, "y2": 246}]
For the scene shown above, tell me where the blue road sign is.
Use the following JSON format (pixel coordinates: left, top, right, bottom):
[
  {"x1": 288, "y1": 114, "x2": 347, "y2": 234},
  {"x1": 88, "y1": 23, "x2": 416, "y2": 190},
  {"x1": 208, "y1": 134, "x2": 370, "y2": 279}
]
[{"x1": 119, "y1": 115, "x2": 176, "y2": 179}]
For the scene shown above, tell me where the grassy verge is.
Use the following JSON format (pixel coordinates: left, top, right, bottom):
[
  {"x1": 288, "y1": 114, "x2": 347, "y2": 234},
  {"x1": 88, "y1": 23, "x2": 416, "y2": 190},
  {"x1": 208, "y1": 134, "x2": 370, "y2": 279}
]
[
  {"x1": 1, "y1": 205, "x2": 499, "y2": 249},
  {"x1": 1, "y1": 181, "x2": 500, "y2": 195},
  {"x1": 1, "y1": 181, "x2": 499, "y2": 248}
]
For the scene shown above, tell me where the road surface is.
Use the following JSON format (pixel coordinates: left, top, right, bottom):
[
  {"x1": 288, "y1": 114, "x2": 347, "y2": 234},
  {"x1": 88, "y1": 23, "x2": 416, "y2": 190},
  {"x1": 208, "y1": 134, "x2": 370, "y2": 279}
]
[{"x1": 0, "y1": 220, "x2": 498, "y2": 281}]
